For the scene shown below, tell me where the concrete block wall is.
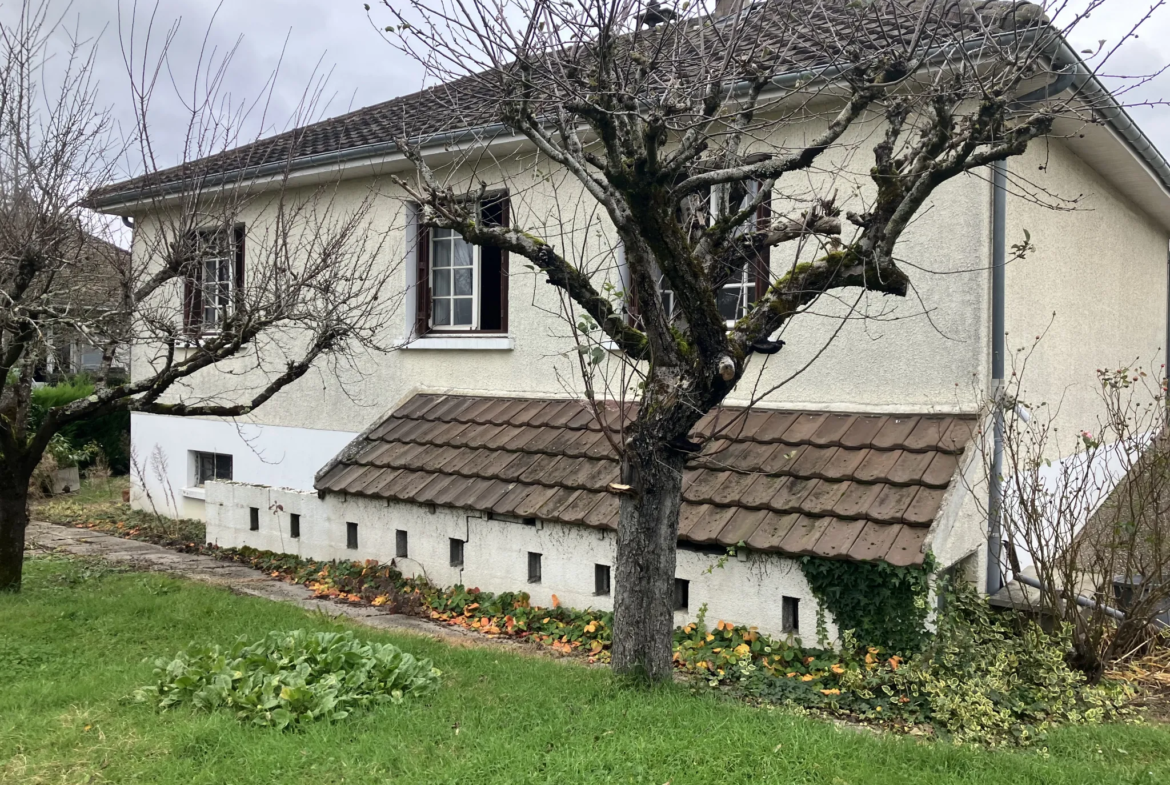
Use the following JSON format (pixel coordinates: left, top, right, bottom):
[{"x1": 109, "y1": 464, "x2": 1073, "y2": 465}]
[{"x1": 205, "y1": 481, "x2": 838, "y2": 643}]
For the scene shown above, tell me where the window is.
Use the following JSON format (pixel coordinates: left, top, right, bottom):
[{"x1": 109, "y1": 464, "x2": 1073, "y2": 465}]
[
  {"x1": 674, "y1": 578, "x2": 690, "y2": 611},
  {"x1": 646, "y1": 177, "x2": 770, "y2": 326},
  {"x1": 183, "y1": 225, "x2": 245, "y2": 336},
  {"x1": 528, "y1": 552, "x2": 542, "y2": 584},
  {"x1": 782, "y1": 596, "x2": 800, "y2": 633},
  {"x1": 194, "y1": 452, "x2": 232, "y2": 486},
  {"x1": 396, "y1": 530, "x2": 409, "y2": 558},
  {"x1": 290, "y1": 513, "x2": 300, "y2": 539},
  {"x1": 415, "y1": 196, "x2": 509, "y2": 335},
  {"x1": 249, "y1": 507, "x2": 259, "y2": 532},
  {"x1": 450, "y1": 538, "x2": 465, "y2": 567},
  {"x1": 595, "y1": 564, "x2": 611, "y2": 596},
  {"x1": 346, "y1": 522, "x2": 359, "y2": 550}
]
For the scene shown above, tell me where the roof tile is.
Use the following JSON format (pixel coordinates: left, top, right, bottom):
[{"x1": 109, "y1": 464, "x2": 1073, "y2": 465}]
[{"x1": 316, "y1": 394, "x2": 971, "y2": 566}]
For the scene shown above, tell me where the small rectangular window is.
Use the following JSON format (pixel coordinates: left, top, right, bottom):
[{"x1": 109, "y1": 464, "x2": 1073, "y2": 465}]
[
  {"x1": 528, "y1": 552, "x2": 542, "y2": 584},
  {"x1": 289, "y1": 513, "x2": 300, "y2": 539},
  {"x1": 782, "y1": 596, "x2": 800, "y2": 633},
  {"x1": 249, "y1": 507, "x2": 259, "y2": 531},
  {"x1": 194, "y1": 451, "x2": 233, "y2": 486},
  {"x1": 450, "y1": 538, "x2": 464, "y2": 567},
  {"x1": 674, "y1": 578, "x2": 689, "y2": 611},
  {"x1": 594, "y1": 564, "x2": 611, "y2": 596},
  {"x1": 396, "y1": 530, "x2": 408, "y2": 558},
  {"x1": 346, "y1": 522, "x2": 359, "y2": 550}
]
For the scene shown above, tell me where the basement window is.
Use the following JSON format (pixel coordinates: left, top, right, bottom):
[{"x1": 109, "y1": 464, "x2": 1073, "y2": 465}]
[
  {"x1": 289, "y1": 513, "x2": 300, "y2": 539},
  {"x1": 450, "y1": 538, "x2": 465, "y2": 567},
  {"x1": 249, "y1": 507, "x2": 259, "y2": 531},
  {"x1": 346, "y1": 522, "x2": 359, "y2": 550},
  {"x1": 782, "y1": 596, "x2": 800, "y2": 633},
  {"x1": 396, "y1": 529, "x2": 409, "y2": 558},
  {"x1": 595, "y1": 564, "x2": 611, "y2": 596},
  {"x1": 674, "y1": 578, "x2": 690, "y2": 611},
  {"x1": 194, "y1": 451, "x2": 233, "y2": 486},
  {"x1": 528, "y1": 552, "x2": 542, "y2": 584}
]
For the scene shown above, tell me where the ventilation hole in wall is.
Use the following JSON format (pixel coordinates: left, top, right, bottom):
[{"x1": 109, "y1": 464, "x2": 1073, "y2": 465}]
[
  {"x1": 346, "y1": 521, "x2": 359, "y2": 550},
  {"x1": 450, "y1": 538, "x2": 464, "y2": 567},
  {"x1": 249, "y1": 507, "x2": 259, "y2": 532},
  {"x1": 674, "y1": 578, "x2": 689, "y2": 611},
  {"x1": 289, "y1": 513, "x2": 300, "y2": 539},
  {"x1": 528, "y1": 552, "x2": 542, "y2": 584},
  {"x1": 594, "y1": 564, "x2": 611, "y2": 596},
  {"x1": 396, "y1": 529, "x2": 408, "y2": 558},
  {"x1": 782, "y1": 595, "x2": 800, "y2": 633}
]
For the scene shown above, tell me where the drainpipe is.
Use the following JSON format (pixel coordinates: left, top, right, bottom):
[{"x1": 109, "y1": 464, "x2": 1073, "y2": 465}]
[
  {"x1": 987, "y1": 160, "x2": 1008, "y2": 596},
  {"x1": 985, "y1": 59, "x2": 1080, "y2": 597}
]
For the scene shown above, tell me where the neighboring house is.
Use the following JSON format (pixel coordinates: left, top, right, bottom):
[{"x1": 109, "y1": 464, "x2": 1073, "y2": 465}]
[
  {"x1": 88, "y1": 4, "x2": 1170, "y2": 639},
  {"x1": 42, "y1": 230, "x2": 131, "y2": 381}
]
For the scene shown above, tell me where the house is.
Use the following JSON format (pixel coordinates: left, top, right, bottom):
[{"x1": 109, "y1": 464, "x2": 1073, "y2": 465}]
[{"x1": 88, "y1": 3, "x2": 1170, "y2": 640}]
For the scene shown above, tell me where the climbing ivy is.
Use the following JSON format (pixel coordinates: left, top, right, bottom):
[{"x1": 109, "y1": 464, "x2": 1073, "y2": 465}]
[{"x1": 799, "y1": 553, "x2": 936, "y2": 655}]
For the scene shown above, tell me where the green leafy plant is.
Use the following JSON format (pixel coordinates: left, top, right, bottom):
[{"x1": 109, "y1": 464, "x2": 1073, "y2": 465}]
[
  {"x1": 136, "y1": 630, "x2": 441, "y2": 729},
  {"x1": 799, "y1": 553, "x2": 935, "y2": 654}
]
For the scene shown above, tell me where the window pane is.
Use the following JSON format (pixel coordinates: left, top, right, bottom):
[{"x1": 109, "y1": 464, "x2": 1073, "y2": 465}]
[
  {"x1": 215, "y1": 454, "x2": 233, "y2": 480},
  {"x1": 453, "y1": 238, "x2": 472, "y2": 267},
  {"x1": 717, "y1": 286, "x2": 741, "y2": 321},
  {"x1": 434, "y1": 228, "x2": 454, "y2": 239},
  {"x1": 453, "y1": 267, "x2": 473, "y2": 296},
  {"x1": 433, "y1": 267, "x2": 451, "y2": 296},
  {"x1": 433, "y1": 239, "x2": 451, "y2": 267},
  {"x1": 433, "y1": 298, "x2": 451, "y2": 326},
  {"x1": 453, "y1": 297, "x2": 473, "y2": 326}
]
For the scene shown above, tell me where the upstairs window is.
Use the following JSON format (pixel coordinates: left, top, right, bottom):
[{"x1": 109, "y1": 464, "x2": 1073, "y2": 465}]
[
  {"x1": 183, "y1": 225, "x2": 245, "y2": 336},
  {"x1": 415, "y1": 195, "x2": 509, "y2": 335},
  {"x1": 193, "y1": 451, "x2": 232, "y2": 486},
  {"x1": 640, "y1": 178, "x2": 770, "y2": 328}
]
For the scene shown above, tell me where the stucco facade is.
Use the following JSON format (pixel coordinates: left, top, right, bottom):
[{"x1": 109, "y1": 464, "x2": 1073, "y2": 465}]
[{"x1": 121, "y1": 100, "x2": 1170, "y2": 631}]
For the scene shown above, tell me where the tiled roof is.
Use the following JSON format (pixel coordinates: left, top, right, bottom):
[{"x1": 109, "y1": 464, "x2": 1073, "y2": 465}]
[
  {"x1": 316, "y1": 394, "x2": 975, "y2": 566},
  {"x1": 89, "y1": 1, "x2": 1036, "y2": 206}
]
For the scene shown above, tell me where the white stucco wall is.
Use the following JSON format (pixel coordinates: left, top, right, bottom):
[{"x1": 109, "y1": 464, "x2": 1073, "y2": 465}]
[
  {"x1": 129, "y1": 412, "x2": 357, "y2": 520},
  {"x1": 204, "y1": 481, "x2": 838, "y2": 644},
  {"x1": 1004, "y1": 138, "x2": 1170, "y2": 444}
]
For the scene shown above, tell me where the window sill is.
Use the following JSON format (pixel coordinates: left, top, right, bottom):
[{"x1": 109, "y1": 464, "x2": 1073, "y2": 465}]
[
  {"x1": 181, "y1": 487, "x2": 206, "y2": 501},
  {"x1": 405, "y1": 335, "x2": 514, "y2": 351}
]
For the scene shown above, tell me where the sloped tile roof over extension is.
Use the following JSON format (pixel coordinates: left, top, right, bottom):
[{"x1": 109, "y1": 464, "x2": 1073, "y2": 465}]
[{"x1": 316, "y1": 395, "x2": 975, "y2": 567}]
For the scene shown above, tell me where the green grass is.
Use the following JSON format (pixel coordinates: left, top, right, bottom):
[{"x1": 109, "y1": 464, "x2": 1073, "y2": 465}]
[{"x1": 2, "y1": 556, "x2": 1169, "y2": 785}]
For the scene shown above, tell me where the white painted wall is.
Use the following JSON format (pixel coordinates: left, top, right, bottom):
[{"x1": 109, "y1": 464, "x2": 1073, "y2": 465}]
[
  {"x1": 130, "y1": 412, "x2": 357, "y2": 520},
  {"x1": 205, "y1": 481, "x2": 838, "y2": 644}
]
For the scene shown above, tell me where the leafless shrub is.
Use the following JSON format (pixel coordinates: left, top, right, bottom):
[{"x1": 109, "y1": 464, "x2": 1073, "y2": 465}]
[{"x1": 979, "y1": 341, "x2": 1170, "y2": 677}]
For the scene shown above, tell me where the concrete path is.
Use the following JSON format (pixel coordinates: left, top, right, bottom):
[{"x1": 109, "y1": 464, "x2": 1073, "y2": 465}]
[{"x1": 25, "y1": 520, "x2": 488, "y2": 645}]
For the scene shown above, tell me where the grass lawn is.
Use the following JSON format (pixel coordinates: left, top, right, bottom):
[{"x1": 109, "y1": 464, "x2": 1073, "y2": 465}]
[{"x1": 2, "y1": 556, "x2": 1169, "y2": 784}]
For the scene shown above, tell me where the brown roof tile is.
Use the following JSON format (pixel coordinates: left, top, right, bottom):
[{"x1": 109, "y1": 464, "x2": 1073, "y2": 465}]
[{"x1": 316, "y1": 394, "x2": 975, "y2": 566}]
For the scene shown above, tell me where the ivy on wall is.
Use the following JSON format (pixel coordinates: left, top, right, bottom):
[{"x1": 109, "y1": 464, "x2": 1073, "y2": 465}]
[{"x1": 799, "y1": 553, "x2": 936, "y2": 654}]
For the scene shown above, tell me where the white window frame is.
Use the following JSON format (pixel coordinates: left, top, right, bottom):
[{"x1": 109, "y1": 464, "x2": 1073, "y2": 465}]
[
  {"x1": 196, "y1": 228, "x2": 236, "y2": 334},
  {"x1": 429, "y1": 219, "x2": 481, "y2": 332}
]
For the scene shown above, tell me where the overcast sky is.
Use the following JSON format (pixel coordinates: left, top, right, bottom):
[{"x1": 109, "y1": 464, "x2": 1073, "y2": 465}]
[{"x1": 2, "y1": 1, "x2": 1168, "y2": 180}]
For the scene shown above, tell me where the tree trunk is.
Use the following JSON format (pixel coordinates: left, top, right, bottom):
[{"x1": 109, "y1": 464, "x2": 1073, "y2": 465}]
[
  {"x1": 611, "y1": 442, "x2": 687, "y2": 681},
  {"x1": 0, "y1": 471, "x2": 30, "y2": 592}
]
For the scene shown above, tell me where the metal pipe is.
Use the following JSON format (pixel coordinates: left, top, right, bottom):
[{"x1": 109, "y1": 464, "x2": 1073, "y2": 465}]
[
  {"x1": 1013, "y1": 572, "x2": 1128, "y2": 622},
  {"x1": 987, "y1": 160, "x2": 1008, "y2": 596}
]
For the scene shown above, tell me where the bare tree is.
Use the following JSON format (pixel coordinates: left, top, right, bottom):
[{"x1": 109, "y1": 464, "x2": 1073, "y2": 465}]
[
  {"x1": 380, "y1": 0, "x2": 1155, "y2": 679},
  {"x1": 978, "y1": 341, "x2": 1170, "y2": 678},
  {"x1": 0, "y1": 1, "x2": 402, "y2": 590}
]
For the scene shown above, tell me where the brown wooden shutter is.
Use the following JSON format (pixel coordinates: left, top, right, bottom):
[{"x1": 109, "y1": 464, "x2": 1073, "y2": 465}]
[
  {"x1": 415, "y1": 211, "x2": 431, "y2": 338},
  {"x1": 181, "y1": 231, "x2": 202, "y2": 337},
  {"x1": 233, "y1": 223, "x2": 246, "y2": 313},
  {"x1": 753, "y1": 184, "x2": 772, "y2": 301},
  {"x1": 499, "y1": 196, "x2": 510, "y2": 334}
]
